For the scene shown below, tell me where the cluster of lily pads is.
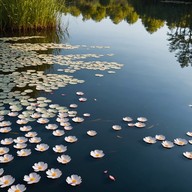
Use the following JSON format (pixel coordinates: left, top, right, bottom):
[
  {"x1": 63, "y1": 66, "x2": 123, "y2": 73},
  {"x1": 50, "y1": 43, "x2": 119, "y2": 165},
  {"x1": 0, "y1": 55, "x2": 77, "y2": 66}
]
[{"x1": 143, "y1": 132, "x2": 192, "y2": 159}]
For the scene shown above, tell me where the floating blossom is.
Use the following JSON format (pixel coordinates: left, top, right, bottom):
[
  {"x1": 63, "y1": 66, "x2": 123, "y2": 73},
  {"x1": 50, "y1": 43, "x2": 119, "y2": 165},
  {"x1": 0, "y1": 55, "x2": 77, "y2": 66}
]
[
  {"x1": 174, "y1": 138, "x2": 188, "y2": 146},
  {"x1": 30, "y1": 113, "x2": 41, "y2": 119},
  {"x1": 35, "y1": 143, "x2": 49, "y2": 152},
  {"x1": 23, "y1": 172, "x2": 41, "y2": 184},
  {"x1": 45, "y1": 124, "x2": 58, "y2": 130},
  {"x1": 155, "y1": 135, "x2": 166, "y2": 141},
  {"x1": 137, "y1": 117, "x2": 147, "y2": 122},
  {"x1": 189, "y1": 140, "x2": 192, "y2": 144},
  {"x1": 69, "y1": 104, "x2": 78, "y2": 108},
  {"x1": 127, "y1": 123, "x2": 135, "y2": 127},
  {"x1": 29, "y1": 137, "x2": 41, "y2": 144},
  {"x1": 46, "y1": 168, "x2": 62, "y2": 179},
  {"x1": 0, "y1": 168, "x2": 4, "y2": 176},
  {"x1": 112, "y1": 125, "x2": 122, "y2": 131},
  {"x1": 32, "y1": 162, "x2": 48, "y2": 172},
  {"x1": 0, "y1": 154, "x2": 14, "y2": 163},
  {"x1": 57, "y1": 155, "x2": 71, "y2": 164},
  {"x1": 123, "y1": 117, "x2": 133, "y2": 122},
  {"x1": 37, "y1": 118, "x2": 49, "y2": 124},
  {"x1": 143, "y1": 136, "x2": 156, "y2": 144},
  {"x1": 162, "y1": 141, "x2": 174, "y2": 149},
  {"x1": 183, "y1": 152, "x2": 192, "y2": 159},
  {"x1": 186, "y1": 132, "x2": 192, "y2": 137},
  {"x1": 65, "y1": 136, "x2": 78, "y2": 143},
  {"x1": 0, "y1": 147, "x2": 9, "y2": 155},
  {"x1": 53, "y1": 145, "x2": 67, "y2": 153},
  {"x1": 64, "y1": 126, "x2": 73, "y2": 131},
  {"x1": 79, "y1": 97, "x2": 87, "y2": 102},
  {"x1": 0, "y1": 175, "x2": 15, "y2": 188},
  {"x1": 8, "y1": 184, "x2": 26, "y2": 192},
  {"x1": 135, "y1": 122, "x2": 146, "y2": 128},
  {"x1": 76, "y1": 91, "x2": 84, "y2": 96},
  {"x1": 8, "y1": 112, "x2": 18, "y2": 117},
  {"x1": 17, "y1": 149, "x2": 31, "y2": 157},
  {"x1": 53, "y1": 130, "x2": 65, "y2": 137},
  {"x1": 72, "y1": 117, "x2": 84, "y2": 123},
  {"x1": 1, "y1": 138, "x2": 13, "y2": 145},
  {"x1": 0, "y1": 121, "x2": 11, "y2": 127},
  {"x1": 66, "y1": 174, "x2": 82, "y2": 186},
  {"x1": 14, "y1": 137, "x2": 28, "y2": 144},
  {"x1": 13, "y1": 143, "x2": 27, "y2": 149},
  {"x1": 20, "y1": 126, "x2": 32, "y2": 132},
  {"x1": 90, "y1": 150, "x2": 105, "y2": 158},
  {"x1": 83, "y1": 113, "x2": 90, "y2": 117},
  {"x1": 0, "y1": 127, "x2": 12, "y2": 133},
  {"x1": 87, "y1": 130, "x2": 97, "y2": 137},
  {"x1": 16, "y1": 119, "x2": 28, "y2": 125},
  {"x1": 25, "y1": 132, "x2": 37, "y2": 138}
]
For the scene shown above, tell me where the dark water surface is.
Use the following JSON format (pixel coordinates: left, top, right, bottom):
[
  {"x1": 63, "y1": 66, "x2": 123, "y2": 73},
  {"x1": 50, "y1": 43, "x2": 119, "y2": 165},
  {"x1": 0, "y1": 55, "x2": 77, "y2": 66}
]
[{"x1": 1, "y1": 1, "x2": 192, "y2": 192}]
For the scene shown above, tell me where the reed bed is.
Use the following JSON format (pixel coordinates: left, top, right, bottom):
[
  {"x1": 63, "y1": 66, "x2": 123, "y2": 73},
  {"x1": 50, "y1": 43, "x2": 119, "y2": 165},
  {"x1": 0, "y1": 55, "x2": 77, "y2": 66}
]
[{"x1": 0, "y1": 0, "x2": 64, "y2": 31}]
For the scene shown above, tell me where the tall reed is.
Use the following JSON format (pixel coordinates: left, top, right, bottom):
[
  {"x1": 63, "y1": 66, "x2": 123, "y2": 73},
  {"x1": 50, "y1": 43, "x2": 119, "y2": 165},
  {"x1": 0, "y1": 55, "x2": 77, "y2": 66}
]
[{"x1": 0, "y1": 0, "x2": 64, "y2": 31}]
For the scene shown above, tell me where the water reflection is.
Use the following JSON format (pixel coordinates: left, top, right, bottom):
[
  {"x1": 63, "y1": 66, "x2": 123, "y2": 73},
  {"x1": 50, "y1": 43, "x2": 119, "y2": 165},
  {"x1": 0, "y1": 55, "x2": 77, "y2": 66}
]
[{"x1": 63, "y1": 0, "x2": 192, "y2": 67}]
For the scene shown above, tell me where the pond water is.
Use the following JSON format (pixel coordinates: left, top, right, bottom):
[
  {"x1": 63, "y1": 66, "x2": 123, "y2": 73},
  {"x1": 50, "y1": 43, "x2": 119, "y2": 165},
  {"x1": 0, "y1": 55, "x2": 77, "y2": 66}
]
[{"x1": 0, "y1": 1, "x2": 192, "y2": 192}]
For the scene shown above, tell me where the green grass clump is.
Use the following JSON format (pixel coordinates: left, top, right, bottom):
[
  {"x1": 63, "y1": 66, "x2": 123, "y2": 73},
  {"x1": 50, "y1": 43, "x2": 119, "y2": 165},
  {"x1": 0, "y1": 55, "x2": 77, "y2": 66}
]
[{"x1": 0, "y1": 0, "x2": 64, "y2": 31}]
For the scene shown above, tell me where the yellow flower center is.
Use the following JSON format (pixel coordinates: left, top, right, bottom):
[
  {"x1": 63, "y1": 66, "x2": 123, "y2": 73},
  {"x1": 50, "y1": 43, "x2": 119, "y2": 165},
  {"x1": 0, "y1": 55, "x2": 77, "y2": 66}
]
[
  {"x1": 72, "y1": 179, "x2": 76, "y2": 183},
  {"x1": 95, "y1": 154, "x2": 100, "y2": 157},
  {"x1": 15, "y1": 190, "x2": 21, "y2": 192},
  {"x1": 38, "y1": 166, "x2": 42, "y2": 170},
  {"x1": 52, "y1": 172, "x2": 57, "y2": 177},
  {"x1": 4, "y1": 180, "x2": 9, "y2": 184},
  {"x1": 30, "y1": 177, "x2": 35, "y2": 181}
]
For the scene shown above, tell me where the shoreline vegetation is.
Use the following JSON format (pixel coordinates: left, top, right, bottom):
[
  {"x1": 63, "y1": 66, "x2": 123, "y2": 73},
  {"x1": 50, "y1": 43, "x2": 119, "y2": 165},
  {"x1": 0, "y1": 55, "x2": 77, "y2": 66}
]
[{"x1": 0, "y1": 0, "x2": 64, "y2": 32}]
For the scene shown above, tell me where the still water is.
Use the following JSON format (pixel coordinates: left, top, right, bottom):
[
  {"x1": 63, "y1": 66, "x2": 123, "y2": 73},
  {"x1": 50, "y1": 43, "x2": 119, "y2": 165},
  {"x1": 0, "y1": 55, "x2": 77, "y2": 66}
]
[{"x1": 0, "y1": 1, "x2": 192, "y2": 192}]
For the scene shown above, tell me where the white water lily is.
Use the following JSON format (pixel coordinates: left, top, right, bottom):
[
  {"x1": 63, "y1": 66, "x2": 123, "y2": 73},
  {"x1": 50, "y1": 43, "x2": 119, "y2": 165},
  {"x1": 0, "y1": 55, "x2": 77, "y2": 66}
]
[
  {"x1": 183, "y1": 152, "x2": 192, "y2": 159},
  {"x1": 29, "y1": 137, "x2": 41, "y2": 143},
  {"x1": 64, "y1": 126, "x2": 73, "y2": 131},
  {"x1": 58, "y1": 112, "x2": 68, "y2": 118},
  {"x1": 0, "y1": 121, "x2": 11, "y2": 127},
  {"x1": 8, "y1": 184, "x2": 26, "y2": 192},
  {"x1": 0, "y1": 154, "x2": 14, "y2": 163},
  {"x1": 8, "y1": 112, "x2": 18, "y2": 117},
  {"x1": 112, "y1": 125, "x2": 122, "y2": 131},
  {"x1": 186, "y1": 132, "x2": 192, "y2": 137},
  {"x1": 174, "y1": 138, "x2": 188, "y2": 146},
  {"x1": 53, "y1": 145, "x2": 67, "y2": 153},
  {"x1": 20, "y1": 126, "x2": 32, "y2": 132},
  {"x1": 30, "y1": 113, "x2": 41, "y2": 119},
  {"x1": 25, "y1": 132, "x2": 37, "y2": 138},
  {"x1": 155, "y1": 135, "x2": 166, "y2": 141},
  {"x1": 143, "y1": 136, "x2": 156, "y2": 144},
  {"x1": 135, "y1": 122, "x2": 146, "y2": 128},
  {"x1": 0, "y1": 127, "x2": 12, "y2": 133},
  {"x1": 87, "y1": 130, "x2": 97, "y2": 137},
  {"x1": 0, "y1": 147, "x2": 9, "y2": 155},
  {"x1": 16, "y1": 119, "x2": 28, "y2": 125},
  {"x1": 162, "y1": 141, "x2": 174, "y2": 148},
  {"x1": 72, "y1": 117, "x2": 84, "y2": 123},
  {"x1": 123, "y1": 117, "x2": 133, "y2": 122},
  {"x1": 1, "y1": 138, "x2": 13, "y2": 145},
  {"x1": 23, "y1": 172, "x2": 41, "y2": 184},
  {"x1": 13, "y1": 143, "x2": 27, "y2": 149},
  {"x1": 137, "y1": 117, "x2": 147, "y2": 122},
  {"x1": 35, "y1": 143, "x2": 49, "y2": 152},
  {"x1": 0, "y1": 175, "x2": 15, "y2": 188},
  {"x1": 76, "y1": 91, "x2": 84, "y2": 96},
  {"x1": 46, "y1": 168, "x2": 62, "y2": 179},
  {"x1": 45, "y1": 124, "x2": 58, "y2": 130},
  {"x1": 79, "y1": 97, "x2": 87, "y2": 102},
  {"x1": 83, "y1": 113, "x2": 90, "y2": 117},
  {"x1": 17, "y1": 149, "x2": 31, "y2": 157},
  {"x1": 64, "y1": 136, "x2": 78, "y2": 143},
  {"x1": 32, "y1": 162, "x2": 48, "y2": 172},
  {"x1": 14, "y1": 137, "x2": 28, "y2": 144},
  {"x1": 0, "y1": 168, "x2": 4, "y2": 176},
  {"x1": 90, "y1": 150, "x2": 105, "y2": 158},
  {"x1": 53, "y1": 130, "x2": 65, "y2": 136},
  {"x1": 57, "y1": 155, "x2": 71, "y2": 164},
  {"x1": 37, "y1": 118, "x2": 49, "y2": 124},
  {"x1": 66, "y1": 174, "x2": 82, "y2": 186},
  {"x1": 127, "y1": 123, "x2": 135, "y2": 127},
  {"x1": 69, "y1": 104, "x2": 78, "y2": 108}
]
